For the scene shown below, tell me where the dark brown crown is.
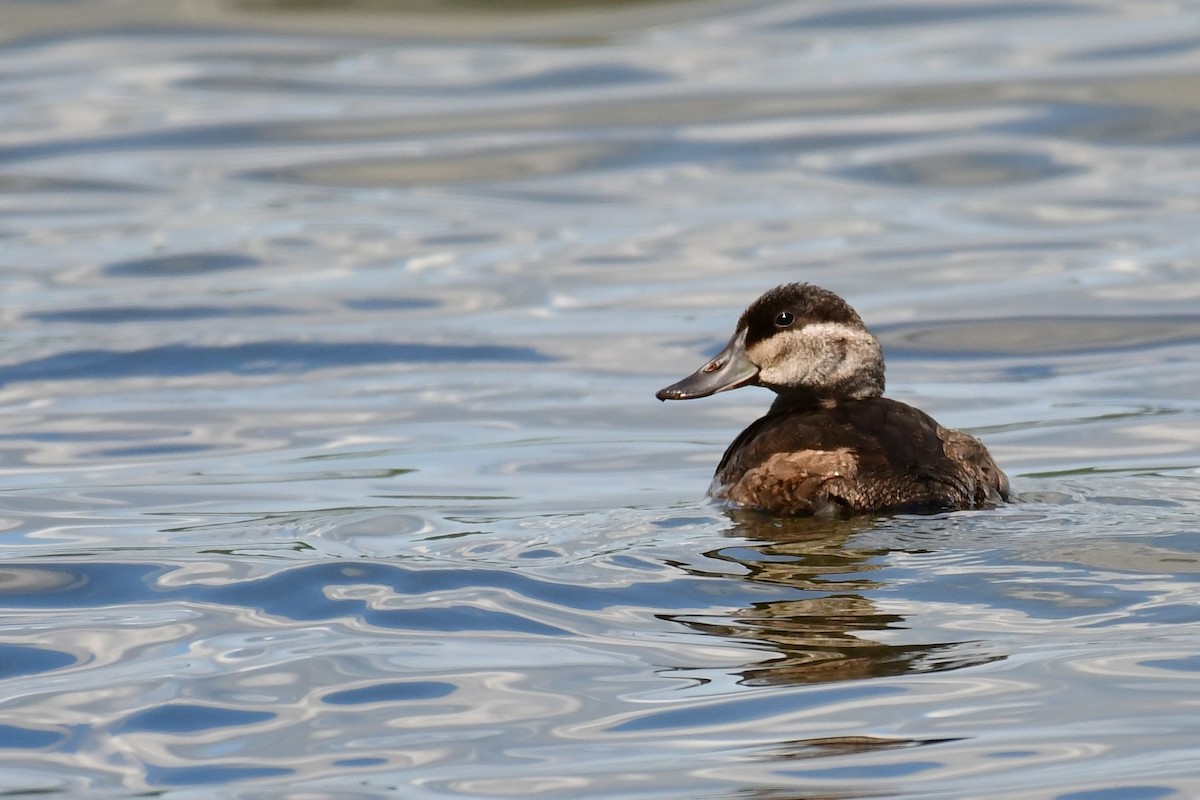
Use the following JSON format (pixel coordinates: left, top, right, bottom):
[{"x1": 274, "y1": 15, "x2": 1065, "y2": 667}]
[{"x1": 737, "y1": 283, "x2": 866, "y2": 348}]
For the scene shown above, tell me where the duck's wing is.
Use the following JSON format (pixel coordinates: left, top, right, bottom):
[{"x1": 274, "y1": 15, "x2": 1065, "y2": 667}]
[{"x1": 938, "y1": 425, "x2": 1010, "y2": 504}]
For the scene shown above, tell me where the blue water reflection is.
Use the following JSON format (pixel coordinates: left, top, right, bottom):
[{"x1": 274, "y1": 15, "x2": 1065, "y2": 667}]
[
  {"x1": 0, "y1": 342, "x2": 552, "y2": 385},
  {"x1": 116, "y1": 705, "x2": 276, "y2": 734},
  {"x1": 0, "y1": 644, "x2": 76, "y2": 679}
]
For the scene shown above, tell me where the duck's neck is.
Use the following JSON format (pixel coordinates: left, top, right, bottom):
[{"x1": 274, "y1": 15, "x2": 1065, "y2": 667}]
[
  {"x1": 768, "y1": 387, "x2": 880, "y2": 415},
  {"x1": 767, "y1": 390, "x2": 823, "y2": 414}
]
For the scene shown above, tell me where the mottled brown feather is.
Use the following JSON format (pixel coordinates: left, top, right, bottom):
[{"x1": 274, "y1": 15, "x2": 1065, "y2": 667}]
[{"x1": 712, "y1": 398, "x2": 1009, "y2": 516}]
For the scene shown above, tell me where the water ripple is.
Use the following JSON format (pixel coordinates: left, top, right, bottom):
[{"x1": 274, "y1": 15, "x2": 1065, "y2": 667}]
[{"x1": 0, "y1": 341, "x2": 553, "y2": 385}]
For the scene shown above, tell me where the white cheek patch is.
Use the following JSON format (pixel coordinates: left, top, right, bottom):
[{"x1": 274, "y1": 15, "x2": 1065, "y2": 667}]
[{"x1": 749, "y1": 322, "x2": 882, "y2": 395}]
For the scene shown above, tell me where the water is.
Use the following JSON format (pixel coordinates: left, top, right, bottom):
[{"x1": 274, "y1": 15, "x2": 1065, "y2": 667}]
[{"x1": 2, "y1": 0, "x2": 1200, "y2": 796}]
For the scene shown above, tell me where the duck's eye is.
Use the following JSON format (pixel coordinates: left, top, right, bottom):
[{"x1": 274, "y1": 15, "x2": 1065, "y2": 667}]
[{"x1": 774, "y1": 311, "x2": 795, "y2": 328}]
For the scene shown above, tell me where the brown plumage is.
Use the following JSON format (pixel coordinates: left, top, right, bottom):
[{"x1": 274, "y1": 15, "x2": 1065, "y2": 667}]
[{"x1": 657, "y1": 283, "x2": 1009, "y2": 516}]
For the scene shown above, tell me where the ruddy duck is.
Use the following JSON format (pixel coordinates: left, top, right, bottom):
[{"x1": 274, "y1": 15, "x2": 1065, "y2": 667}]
[{"x1": 657, "y1": 283, "x2": 1009, "y2": 515}]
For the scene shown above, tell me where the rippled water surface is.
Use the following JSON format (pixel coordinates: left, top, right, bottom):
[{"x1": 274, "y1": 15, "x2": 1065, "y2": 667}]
[{"x1": 3, "y1": 1, "x2": 1200, "y2": 797}]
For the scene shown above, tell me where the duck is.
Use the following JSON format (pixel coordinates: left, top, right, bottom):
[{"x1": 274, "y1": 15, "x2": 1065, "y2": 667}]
[{"x1": 657, "y1": 283, "x2": 1009, "y2": 516}]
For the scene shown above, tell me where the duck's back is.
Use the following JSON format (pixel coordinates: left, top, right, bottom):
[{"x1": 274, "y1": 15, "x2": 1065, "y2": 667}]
[{"x1": 712, "y1": 397, "x2": 1009, "y2": 515}]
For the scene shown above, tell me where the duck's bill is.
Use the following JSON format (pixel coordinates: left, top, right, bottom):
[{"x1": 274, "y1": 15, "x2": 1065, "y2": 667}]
[{"x1": 656, "y1": 329, "x2": 759, "y2": 401}]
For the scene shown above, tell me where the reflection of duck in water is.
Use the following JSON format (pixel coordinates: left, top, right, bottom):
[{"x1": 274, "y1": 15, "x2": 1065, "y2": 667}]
[
  {"x1": 657, "y1": 284, "x2": 1009, "y2": 515},
  {"x1": 668, "y1": 513, "x2": 1004, "y2": 686}
]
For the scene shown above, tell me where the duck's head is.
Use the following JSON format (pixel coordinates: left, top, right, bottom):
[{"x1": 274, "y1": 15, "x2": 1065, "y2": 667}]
[{"x1": 656, "y1": 283, "x2": 885, "y2": 404}]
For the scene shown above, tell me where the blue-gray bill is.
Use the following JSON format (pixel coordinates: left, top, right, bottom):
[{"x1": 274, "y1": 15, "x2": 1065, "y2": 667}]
[{"x1": 656, "y1": 329, "x2": 758, "y2": 401}]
